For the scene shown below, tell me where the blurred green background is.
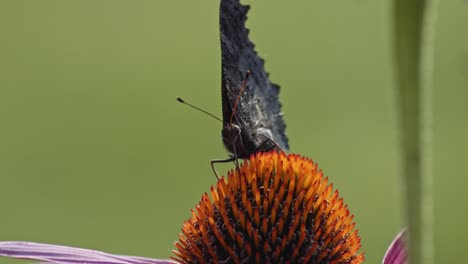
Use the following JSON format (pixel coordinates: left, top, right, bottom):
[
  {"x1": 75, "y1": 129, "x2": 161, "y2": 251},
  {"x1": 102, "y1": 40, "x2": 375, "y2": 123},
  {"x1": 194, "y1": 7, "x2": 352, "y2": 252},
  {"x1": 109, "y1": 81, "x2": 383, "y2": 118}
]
[{"x1": 0, "y1": 0, "x2": 466, "y2": 263}]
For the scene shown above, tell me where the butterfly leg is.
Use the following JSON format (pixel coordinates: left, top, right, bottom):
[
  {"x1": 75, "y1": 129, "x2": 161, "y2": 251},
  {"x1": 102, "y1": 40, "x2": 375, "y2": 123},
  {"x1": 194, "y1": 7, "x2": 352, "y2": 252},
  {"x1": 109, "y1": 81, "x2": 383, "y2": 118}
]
[
  {"x1": 210, "y1": 136, "x2": 241, "y2": 180},
  {"x1": 211, "y1": 155, "x2": 237, "y2": 179},
  {"x1": 257, "y1": 136, "x2": 293, "y2": 165},
  {"x1": 257, "y1": 134, "x2": 288, "y2": 156},
  {"x1": 212, "y1": 122, "x2": 243, "y2": 179}
]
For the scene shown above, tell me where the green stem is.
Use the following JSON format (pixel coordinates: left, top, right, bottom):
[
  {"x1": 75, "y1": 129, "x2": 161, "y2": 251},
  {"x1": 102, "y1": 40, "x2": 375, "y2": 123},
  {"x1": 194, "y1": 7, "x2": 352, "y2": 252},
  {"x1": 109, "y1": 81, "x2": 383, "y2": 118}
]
[{"x1": 393, "y1": 0, "x2": 438, "y2": 263}]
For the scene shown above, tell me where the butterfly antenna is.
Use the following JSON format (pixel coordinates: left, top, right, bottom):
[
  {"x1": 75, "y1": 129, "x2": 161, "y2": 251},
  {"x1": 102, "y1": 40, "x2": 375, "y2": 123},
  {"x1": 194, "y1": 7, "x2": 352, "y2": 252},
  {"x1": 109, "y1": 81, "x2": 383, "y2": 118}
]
[
  {"x1": 229, "y1": 70, "x2": 251, "y2": 124},
  {"x1": 176, "y1": 97, "x2": 223, "y2": 123}
]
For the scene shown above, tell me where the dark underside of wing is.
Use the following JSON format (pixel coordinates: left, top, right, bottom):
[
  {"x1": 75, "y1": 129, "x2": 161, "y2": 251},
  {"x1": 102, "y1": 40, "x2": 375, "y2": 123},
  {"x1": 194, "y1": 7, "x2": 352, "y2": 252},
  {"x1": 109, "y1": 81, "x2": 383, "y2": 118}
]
[{"x1": 219, "y1": 0, "x2": 289, "y2": 151}]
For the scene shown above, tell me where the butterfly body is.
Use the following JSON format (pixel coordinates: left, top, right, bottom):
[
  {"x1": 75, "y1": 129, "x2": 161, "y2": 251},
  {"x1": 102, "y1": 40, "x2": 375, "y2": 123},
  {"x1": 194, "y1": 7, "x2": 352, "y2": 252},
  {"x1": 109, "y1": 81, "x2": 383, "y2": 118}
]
[{"x1": 219, "y1": 0, "x2": 289, "y2": 159}]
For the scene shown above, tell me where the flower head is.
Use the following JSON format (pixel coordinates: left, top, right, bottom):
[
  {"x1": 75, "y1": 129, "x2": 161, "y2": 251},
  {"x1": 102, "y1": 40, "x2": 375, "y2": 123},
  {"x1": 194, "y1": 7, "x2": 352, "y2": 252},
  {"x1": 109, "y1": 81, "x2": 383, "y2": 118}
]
[{"x1": 173, "y1": 151, "x2": 364, "y2": 264}]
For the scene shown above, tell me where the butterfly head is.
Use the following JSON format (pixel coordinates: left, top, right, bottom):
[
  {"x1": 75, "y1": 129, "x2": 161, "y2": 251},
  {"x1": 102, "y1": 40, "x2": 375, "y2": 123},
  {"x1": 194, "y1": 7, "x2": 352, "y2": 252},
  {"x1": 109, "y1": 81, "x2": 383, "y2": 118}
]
[{"x1": 221, "y1": 122, "x2": 245, "y2": 157}]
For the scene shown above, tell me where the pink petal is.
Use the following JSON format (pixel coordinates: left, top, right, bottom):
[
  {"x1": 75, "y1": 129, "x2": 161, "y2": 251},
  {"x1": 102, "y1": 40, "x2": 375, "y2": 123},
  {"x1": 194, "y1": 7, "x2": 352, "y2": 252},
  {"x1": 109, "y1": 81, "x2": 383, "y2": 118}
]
[
  {"x1": 0, "y1": 241, "x2": 177, "y2": 264},
  {"x1": 382, "y1": 230, "x2": 407, "y2": 264}
]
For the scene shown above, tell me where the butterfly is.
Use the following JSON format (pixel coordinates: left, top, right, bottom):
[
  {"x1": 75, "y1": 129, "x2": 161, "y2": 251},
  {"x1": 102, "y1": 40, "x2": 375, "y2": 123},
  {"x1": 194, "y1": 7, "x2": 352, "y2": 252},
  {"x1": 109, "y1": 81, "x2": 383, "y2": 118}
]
[{"x1": 212, "y1": 0, "x2": 289, "y2": 175}]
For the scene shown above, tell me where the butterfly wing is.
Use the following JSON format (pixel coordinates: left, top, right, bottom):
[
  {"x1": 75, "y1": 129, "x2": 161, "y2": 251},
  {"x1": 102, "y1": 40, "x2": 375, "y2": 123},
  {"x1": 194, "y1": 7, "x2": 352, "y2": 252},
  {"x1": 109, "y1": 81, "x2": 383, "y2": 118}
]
[{"x1": 220, "y1": 0, "x2": 289, "y2": 156}]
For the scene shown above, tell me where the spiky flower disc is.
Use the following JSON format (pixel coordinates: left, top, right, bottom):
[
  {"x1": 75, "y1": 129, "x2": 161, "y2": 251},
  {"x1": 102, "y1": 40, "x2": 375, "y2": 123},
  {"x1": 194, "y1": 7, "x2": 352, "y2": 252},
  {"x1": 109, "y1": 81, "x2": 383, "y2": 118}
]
[{"x1": 172, "y1": 151, "x2": 364, "y2": 264}]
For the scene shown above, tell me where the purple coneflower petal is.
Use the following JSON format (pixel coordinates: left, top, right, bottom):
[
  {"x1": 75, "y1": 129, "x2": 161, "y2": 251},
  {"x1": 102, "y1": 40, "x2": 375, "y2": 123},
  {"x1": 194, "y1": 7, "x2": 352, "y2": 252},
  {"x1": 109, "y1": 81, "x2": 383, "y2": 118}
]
[
  {"x1": 0, "y1": 241, "x2": 177, "y2": 264},
  {"x1": 382, "y1": 229, "x2": 407, "y2": 264}
]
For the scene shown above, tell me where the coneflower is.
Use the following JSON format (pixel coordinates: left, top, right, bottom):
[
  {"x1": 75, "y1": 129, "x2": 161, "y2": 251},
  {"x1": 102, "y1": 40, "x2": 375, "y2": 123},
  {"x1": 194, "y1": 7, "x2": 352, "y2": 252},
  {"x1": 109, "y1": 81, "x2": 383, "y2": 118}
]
[
  {"x1": 0, "y1": 151, "x2": 406, "y2": 264},
  {"x1": 173, "y1": 151, "x2": 363, "y2": 264}
]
